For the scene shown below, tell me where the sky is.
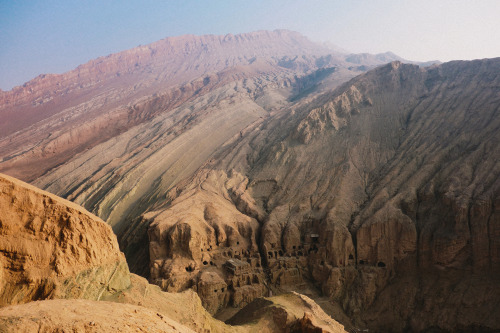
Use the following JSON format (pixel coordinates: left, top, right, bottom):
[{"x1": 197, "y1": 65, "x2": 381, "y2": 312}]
[{"x1": 1, "y1": 0, "x2": 499, "y2": 90}]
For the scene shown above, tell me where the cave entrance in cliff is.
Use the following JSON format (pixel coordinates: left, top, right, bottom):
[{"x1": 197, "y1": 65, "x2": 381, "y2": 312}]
[{"x1": 377, "y1": 261, "x2": 386, "y2": 268}]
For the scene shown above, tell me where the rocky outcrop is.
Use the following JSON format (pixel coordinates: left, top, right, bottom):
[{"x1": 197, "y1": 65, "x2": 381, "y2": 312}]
[
  {"x1": 0, "y1": 173, "x2": 130, "y2": 307},
  {"x1": 0, "y1": 173, "x2": 236, "y2": 332}
]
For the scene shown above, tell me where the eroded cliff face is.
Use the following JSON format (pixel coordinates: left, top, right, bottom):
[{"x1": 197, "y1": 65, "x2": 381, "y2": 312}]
[
  {"x1": 144, "y1": 59, "x2": 500, "y2": 331},
  {"x1": 0, "y1": 173, "x2": 130, "y2": 306},
  {"x1": 147, "y1": 170, "x2": 267, "y2": 313}
]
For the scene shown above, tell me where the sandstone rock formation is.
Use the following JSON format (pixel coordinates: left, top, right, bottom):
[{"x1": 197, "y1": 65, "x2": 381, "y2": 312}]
[
  {"x1": 0, "y1": 173, "x2": 231, "y2": 332},
  {"x1": 147, "y1": 170, "x2": 268, "y2": 313},
  {"x1": 0, "y1": 173, "x2": 130, "y2": 307}
]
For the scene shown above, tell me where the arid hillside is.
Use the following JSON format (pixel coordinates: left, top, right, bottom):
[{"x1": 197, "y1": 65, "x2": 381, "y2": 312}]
[
  {"x1": 0, "y1": 29, "x2": 497, "y2": 333},
  {"x1": 0, "y1": 30, "x2": 376, "y2": 244},
  {"x1": 0, "y1": 29, "x2": 358, "y2": 183}
]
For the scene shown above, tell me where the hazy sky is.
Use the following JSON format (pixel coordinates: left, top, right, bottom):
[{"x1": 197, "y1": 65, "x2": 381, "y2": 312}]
[{"x1": 1, "y1": 0, "x2": 499, "y2": 90}]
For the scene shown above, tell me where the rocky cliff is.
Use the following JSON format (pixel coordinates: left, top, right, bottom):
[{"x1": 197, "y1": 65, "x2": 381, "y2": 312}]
[{"x1": 0, "y1": 173, "x2": 130, "y2": 306}]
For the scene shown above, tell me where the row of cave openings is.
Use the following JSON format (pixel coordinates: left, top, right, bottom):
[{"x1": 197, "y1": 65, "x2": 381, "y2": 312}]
[
  {"x1": 267, "y1": 244, "x2": 387, "y2": 268},
  {"x1": 193, "y1": 233, "x2": 388, "y2": 272},
  {"x1": 185, "y1": 245, "x2": 262, "y2": 272},
  {"x1": 200, "y1": 256, "x2": 262, "y2": 268},
  {"x1": 267, "y1": 243, "x2": 319, "y2": 260},
  {"x1": 201, "y1": 241, "x2": 240, "y2": 253}
]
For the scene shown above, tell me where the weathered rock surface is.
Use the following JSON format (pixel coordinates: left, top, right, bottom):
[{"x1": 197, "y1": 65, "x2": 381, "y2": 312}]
[
  {"x1": 147, "y1": 169, "x2": 267, "y2": 313},
  {"x1": 0, "y1": 173, "x2": 233, "y2": 332},
  {"x1": 0, "y1": 173, "x2": 130, "y2": 307},
  {"x1": 0, "y1": 31, "x2": 372, "y2": 280},
  {"x1": 142, "y1": 59, "x2": 500, "y2": 331},
  {"x1": 101, "y1": 274, "x2": 241, "y2": 333}
]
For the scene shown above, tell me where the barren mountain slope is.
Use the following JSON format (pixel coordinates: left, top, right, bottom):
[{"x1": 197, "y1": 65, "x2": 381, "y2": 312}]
[
  {"x1": 0, "y1": 31, "x2": 405, "y2": 282},
  {"x1": 144, "y1": 59, "x2": 500, "y2": 331},
  {"x1": 0, "y1": 31, "x2": 367, "y2": 275},
  {"x1": 0, "y1": 30, "x2": 331, "y2": 136},
  {"x1": 0, "y1": 30, "x2": 351, "y2": 183}
]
